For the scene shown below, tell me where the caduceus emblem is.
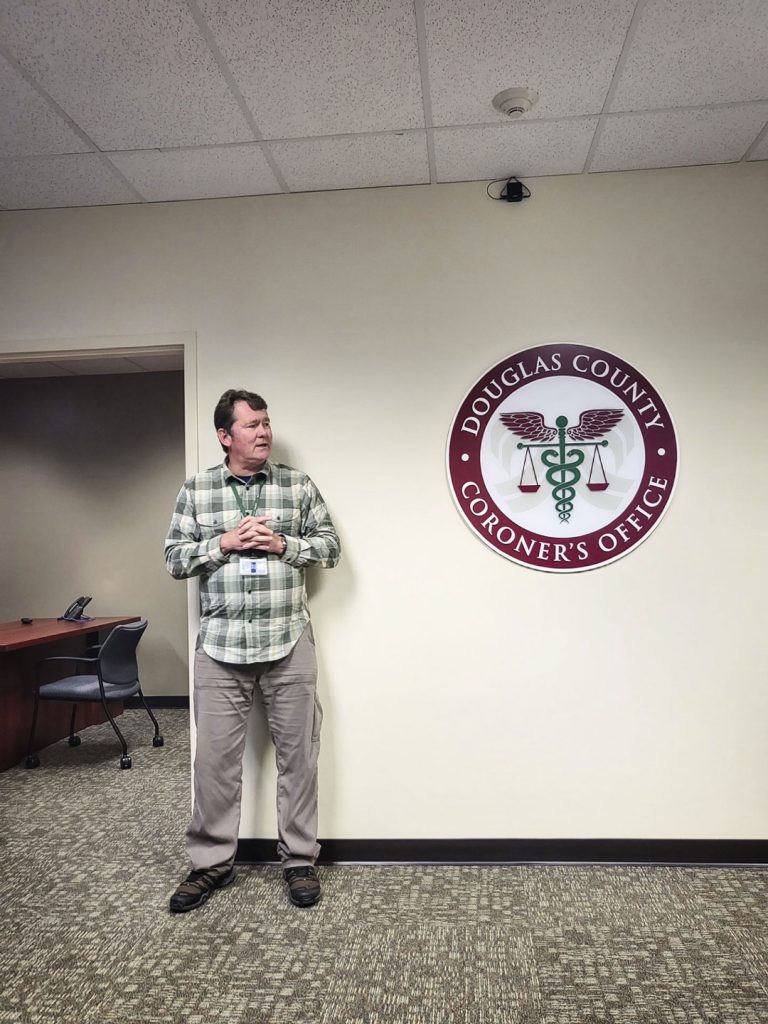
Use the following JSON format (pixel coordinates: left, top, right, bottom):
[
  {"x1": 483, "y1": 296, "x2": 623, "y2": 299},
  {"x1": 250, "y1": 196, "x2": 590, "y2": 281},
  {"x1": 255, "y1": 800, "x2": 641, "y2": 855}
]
[{"x1": 500, "y1": 409, "x2": 624, "y2": 523}]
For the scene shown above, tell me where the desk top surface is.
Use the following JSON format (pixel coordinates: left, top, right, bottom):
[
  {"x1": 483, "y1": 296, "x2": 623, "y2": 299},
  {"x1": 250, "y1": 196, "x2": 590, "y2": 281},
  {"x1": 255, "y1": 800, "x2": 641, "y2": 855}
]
[{"x1": 0, "y1": 616, "x2": 140, "y2": 652}]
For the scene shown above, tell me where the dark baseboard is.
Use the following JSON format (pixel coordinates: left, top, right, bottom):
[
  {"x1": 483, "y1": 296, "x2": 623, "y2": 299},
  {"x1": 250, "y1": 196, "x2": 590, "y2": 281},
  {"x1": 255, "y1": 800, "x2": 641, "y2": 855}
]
[
  {"x1": 236, "y1": 838, "x2": 768, "y2": 866},
  {"x1": 125, "y1": 695, "x2": 189, "y2": 709}
]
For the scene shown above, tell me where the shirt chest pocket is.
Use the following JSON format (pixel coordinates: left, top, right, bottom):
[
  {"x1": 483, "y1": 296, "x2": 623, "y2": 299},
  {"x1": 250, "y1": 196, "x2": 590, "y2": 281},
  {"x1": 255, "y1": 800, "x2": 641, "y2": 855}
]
[
  {"x1": 268, "y1": 509, "x2": 301, "y2": 537},
  {"x1": 197, "y1": 510, "x2": 240, "y2": 540}
]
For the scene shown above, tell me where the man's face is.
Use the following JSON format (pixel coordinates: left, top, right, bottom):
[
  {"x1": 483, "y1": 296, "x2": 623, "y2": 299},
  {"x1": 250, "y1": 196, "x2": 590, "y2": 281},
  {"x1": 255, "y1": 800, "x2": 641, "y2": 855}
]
[{"x1": 219, "y1": 400, "x2": 273, "y2": 470}]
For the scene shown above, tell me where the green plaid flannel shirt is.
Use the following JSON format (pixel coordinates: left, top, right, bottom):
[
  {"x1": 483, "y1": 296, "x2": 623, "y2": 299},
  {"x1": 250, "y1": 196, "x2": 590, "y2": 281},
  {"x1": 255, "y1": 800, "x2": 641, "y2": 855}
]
[{"x1": 165, "y1": 460, "x2": 340, "y2": 663}]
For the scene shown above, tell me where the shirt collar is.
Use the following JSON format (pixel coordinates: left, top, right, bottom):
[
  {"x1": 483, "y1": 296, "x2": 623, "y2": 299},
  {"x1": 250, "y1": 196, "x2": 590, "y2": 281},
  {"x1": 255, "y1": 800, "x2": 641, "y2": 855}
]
[{"x1": 223, "y1": 459, "x2": 272, "y2": 485}]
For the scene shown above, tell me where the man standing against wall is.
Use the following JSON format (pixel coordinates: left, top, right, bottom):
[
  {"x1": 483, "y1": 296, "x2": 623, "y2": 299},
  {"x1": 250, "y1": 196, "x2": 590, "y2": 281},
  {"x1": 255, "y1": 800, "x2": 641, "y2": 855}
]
[{"x1": 165, "y1": 389, "x2": 340, "y2": 912}]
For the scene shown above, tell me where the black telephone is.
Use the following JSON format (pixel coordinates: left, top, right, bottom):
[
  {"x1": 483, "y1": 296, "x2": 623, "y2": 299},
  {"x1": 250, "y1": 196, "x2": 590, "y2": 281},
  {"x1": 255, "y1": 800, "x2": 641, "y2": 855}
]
[{"x1": 59, "y1": 595, "x2": 92, "y2": 622}]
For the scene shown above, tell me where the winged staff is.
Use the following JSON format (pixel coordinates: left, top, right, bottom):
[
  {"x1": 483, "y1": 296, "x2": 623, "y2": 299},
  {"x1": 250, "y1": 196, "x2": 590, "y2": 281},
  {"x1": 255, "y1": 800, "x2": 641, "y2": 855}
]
[{"x1": 500, "y1": 409, "x2": 624, "y2": 523}]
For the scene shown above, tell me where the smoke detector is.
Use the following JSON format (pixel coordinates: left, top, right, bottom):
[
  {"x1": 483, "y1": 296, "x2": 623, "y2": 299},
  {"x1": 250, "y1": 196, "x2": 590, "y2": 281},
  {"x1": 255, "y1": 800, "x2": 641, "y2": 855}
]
[{"x1": 492, "y1": 88, "x2": 539, "y2": 119}]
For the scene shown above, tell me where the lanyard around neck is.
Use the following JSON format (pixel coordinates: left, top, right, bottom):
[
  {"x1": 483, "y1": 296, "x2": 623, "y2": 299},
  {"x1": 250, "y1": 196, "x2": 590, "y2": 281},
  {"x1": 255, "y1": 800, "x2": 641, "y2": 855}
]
[{"x1": 229, "y1": 476, "x2": 265, "y2": 519}]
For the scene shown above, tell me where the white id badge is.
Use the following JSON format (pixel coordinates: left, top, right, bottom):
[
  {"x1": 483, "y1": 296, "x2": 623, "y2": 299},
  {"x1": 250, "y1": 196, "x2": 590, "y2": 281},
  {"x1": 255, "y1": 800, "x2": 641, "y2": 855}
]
[{"x1": 239, "y1": 558, "x2": 268, "y2": 576}]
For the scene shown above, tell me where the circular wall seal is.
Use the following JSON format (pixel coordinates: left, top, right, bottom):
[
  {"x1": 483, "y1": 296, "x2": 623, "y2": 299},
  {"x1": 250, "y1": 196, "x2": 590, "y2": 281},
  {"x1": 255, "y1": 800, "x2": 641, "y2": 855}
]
[{"x1": 446, "y1": 343, "x2": 679, "y2": 572}]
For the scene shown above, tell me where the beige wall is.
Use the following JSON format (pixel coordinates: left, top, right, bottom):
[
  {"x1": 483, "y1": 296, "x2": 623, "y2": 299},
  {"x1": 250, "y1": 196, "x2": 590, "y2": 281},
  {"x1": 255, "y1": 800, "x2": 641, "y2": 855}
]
[
  {"x1": 0, "y1": 372, "x2": 188, "y2": 695},
  {"x1": 0, "y1": 162, "x2": 766, "y2": 839}
]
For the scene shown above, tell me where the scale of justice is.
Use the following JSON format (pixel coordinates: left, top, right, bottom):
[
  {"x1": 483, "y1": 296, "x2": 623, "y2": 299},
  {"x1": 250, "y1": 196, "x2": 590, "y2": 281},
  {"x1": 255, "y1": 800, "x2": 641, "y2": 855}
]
[{"x1": 501, "y1": 408, "x2": 625, "y2": 524}]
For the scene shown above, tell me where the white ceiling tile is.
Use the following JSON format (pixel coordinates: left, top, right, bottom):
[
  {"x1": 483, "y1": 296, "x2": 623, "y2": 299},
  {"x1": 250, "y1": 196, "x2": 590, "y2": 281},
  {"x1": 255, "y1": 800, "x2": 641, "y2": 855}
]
[
  {"x1": 47, "y1": 357, "x2": 146, "y2": 375},
  {"x1": 0, "y1": 154, "x2": 137, "y2": 209},
  {"x1": 590, "y1": 104, "x2": 768, "y2": 172},
  {"x1": 0, "y1": 0, "x2": 764, "y2": 207},
  {"x1": 424, "y1": 0, "x2": 636, "y2": 125},
  {"x1": 611, "y1": 0, "x2": 768, "y2": 111},
  {"x1": 434, "y1": 118, "x2": 599, "y2": 182},
  {"x1": 0, "y1": 361, "x2": 75, "y2": 378},
  {"x1": 0, "y1": 0, "x2": 253, "y2": 150},
  {"x1": 108, "y1": 146, "x2": 281, "y2": 202},
  {"x1": 126, "y1": 353, "x2": 184, "y2": 371},
  {"x1": 0, "y1": 353, "x2": 185, "y2": 377},
  {"x1": 198, "y1": 0, "x2": 425, "y2": 138},
  {"x1": 0, "y1": 55, "x2": 90, "y2": 157},
  {"x1": 270, "y1": 133, "x2": 429, "y2": 192}
]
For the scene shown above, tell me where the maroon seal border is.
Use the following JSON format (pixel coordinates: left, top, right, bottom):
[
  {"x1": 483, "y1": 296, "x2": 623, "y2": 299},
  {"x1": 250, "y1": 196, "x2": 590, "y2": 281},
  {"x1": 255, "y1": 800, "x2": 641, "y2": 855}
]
[{"x1": 446, "y1": 343, "x2": 679, "y2": 572}]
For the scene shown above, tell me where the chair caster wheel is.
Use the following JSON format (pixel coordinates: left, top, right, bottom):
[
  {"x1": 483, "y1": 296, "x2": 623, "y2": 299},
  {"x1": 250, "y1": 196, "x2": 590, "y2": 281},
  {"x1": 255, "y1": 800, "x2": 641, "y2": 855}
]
[
  {"x1": 120, "y1": 755, "x2": 132, "y2": 770},
  {"x1": 25, "y1": 754, "x2": 40, "y2": 769},
  {"x1": 153, "y1": 735, "x2": 164, "y2": 747},
  {"x1": 68, "y1": 735, "x2": 81, "y2": 747}
]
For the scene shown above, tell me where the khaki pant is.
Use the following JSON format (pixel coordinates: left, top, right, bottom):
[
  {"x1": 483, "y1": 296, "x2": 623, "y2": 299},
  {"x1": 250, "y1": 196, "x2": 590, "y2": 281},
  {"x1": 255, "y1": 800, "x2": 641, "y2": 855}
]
[{"x1": 186, "y1": 625, "x2": 322, "y2": 872}]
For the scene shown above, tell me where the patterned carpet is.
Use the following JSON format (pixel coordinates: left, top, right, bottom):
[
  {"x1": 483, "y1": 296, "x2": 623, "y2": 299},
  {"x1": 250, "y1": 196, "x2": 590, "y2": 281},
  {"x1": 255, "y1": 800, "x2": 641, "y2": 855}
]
[{"x1": 1, "y1": 709, "x2": 767, "y2": 1024}]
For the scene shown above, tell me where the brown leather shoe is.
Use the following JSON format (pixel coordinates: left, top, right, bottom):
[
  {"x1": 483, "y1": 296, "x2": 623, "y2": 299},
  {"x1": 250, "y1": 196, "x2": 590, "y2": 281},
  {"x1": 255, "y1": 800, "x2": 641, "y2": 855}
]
[
  {"x1": 284, "y1": 866, "x2": 321, "y2": 907},
  {"x1": 169, "y1": 867, "x2": 235, "y2": 913}
]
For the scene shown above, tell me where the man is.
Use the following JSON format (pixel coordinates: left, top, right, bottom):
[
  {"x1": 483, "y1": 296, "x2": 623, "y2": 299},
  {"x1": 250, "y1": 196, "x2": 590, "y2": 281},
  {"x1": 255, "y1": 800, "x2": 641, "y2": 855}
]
[{"x1": 165, "y1": 388, "x2": 340, "y2": 912}]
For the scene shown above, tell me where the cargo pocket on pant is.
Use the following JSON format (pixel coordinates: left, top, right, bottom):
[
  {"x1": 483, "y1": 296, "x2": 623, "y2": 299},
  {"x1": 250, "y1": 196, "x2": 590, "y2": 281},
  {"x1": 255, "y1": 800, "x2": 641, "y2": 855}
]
[{"x1": 312, "y1": 693, "x2": 323, "y2": 743}]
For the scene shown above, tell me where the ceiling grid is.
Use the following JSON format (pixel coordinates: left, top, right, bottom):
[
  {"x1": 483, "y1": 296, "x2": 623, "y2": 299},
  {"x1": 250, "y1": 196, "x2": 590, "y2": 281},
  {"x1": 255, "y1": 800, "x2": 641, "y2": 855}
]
[
  {"x1": 0, "y1": 0, "x2": 765, "y2": 210},
  {"x1": 581, "y1": 0, "x2": 650, "y2": 174},
  {"x1": 413, "y1": 0, "x2": 438, "y2": 184},
  {"x1": 185, "y1": 0, "x2": 291, "y2": 193}
]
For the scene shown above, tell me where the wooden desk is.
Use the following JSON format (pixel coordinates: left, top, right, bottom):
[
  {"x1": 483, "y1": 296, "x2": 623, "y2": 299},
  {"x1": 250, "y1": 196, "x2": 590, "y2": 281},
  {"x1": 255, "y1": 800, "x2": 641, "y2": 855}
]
[{"x1": 0, "y1": 616, "x2": 140, "y2": 771}]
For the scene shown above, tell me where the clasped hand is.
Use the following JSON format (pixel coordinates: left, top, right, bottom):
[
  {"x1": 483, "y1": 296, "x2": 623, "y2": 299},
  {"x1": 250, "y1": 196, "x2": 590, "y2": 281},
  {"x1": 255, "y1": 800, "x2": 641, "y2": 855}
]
[{"x1": 220, "y1": 515, "x2": 281, "y2": 555}]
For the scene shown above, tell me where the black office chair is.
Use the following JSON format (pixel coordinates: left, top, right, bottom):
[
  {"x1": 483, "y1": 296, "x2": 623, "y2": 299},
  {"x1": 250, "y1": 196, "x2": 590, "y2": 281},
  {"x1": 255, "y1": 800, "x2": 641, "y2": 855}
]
[{"x1": 25, "y1": 619, "x2": 163, "y2": 770}]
